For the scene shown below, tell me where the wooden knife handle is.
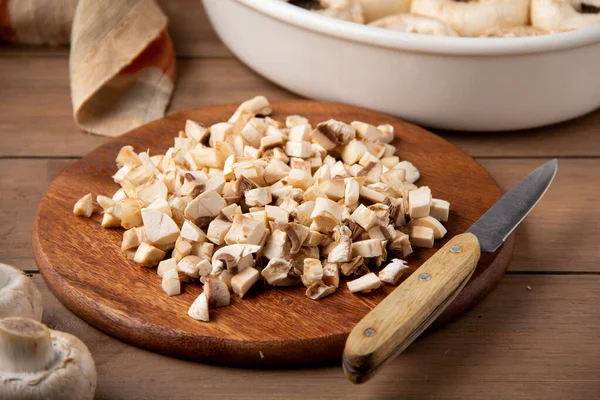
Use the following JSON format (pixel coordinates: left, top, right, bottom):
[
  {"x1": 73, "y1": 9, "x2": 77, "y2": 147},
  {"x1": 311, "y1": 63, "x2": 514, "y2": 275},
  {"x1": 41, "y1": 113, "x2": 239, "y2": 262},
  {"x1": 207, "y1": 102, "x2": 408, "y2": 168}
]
[{"x1": 343, "y1": 233, "x2": 481, "y2": 384}]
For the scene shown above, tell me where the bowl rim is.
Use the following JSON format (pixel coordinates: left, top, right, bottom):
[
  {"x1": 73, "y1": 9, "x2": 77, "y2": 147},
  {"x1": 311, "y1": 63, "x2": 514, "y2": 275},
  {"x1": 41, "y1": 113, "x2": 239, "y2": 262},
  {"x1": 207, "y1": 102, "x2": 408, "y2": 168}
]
[{"x1": 233, "y1": 0, "x2": 600, "y2": 55}]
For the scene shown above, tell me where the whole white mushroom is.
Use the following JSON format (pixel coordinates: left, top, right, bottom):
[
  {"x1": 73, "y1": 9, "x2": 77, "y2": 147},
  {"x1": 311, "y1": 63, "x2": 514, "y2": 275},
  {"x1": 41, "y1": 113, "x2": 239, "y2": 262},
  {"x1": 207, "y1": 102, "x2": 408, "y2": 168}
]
[
  {"x1": 410, "y1": 0, "x2": 531, "y2": 37},
  {"x1": 369, "y1": 13, "x2": 459, "y2": 36},
  {"x1": 0, "y1": 262, "x2": 43, "y2": 321},
  {"x1": 531, "y1": 0, "x2": 600, "y2": 31},
  {"x1": 0, "y1": 318, "x2": 97, "y2": 400}
]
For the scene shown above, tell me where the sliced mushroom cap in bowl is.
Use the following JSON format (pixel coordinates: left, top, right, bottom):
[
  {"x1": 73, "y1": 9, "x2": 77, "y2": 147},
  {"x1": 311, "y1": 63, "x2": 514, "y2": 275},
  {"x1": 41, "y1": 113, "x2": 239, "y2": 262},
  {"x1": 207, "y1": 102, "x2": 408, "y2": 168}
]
[{"x1": 203, "y1": 0, "x2": 600, "y2": 131}]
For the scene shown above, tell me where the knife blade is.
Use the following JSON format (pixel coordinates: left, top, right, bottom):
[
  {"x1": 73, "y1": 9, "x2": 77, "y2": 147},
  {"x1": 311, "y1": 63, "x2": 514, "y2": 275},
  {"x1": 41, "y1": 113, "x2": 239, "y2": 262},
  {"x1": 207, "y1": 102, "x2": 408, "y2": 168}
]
[{"x1": 343, "y1": 159, "x2": 558, "y2": 384}]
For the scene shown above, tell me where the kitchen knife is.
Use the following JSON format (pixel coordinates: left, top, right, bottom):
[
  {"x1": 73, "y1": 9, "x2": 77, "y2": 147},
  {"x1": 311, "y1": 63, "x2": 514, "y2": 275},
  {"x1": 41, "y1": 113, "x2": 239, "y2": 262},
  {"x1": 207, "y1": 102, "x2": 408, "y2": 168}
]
[{"x1": 343, "y1": 159, "x2": 558, "y2": 384}]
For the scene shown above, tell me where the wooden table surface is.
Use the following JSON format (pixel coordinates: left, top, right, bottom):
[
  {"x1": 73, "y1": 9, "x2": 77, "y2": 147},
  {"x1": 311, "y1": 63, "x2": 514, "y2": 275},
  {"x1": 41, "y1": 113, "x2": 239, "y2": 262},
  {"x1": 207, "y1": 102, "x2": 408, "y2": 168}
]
[{"x1": 1, "y1": 2, "x2": 599, "y2": 399}]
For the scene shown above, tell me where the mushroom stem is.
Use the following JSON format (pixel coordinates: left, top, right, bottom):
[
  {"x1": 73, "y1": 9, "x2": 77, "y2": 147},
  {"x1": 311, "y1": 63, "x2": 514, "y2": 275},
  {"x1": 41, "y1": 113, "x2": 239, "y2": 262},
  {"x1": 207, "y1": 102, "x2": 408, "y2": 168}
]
[{"x1": 0, "y1": 318, "x2": 55, "y2": 373}]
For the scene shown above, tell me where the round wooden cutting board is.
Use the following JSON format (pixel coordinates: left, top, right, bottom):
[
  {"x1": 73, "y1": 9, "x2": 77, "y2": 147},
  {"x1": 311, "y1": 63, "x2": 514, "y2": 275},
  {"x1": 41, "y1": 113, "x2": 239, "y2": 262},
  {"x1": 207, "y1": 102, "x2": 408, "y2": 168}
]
[{"x1": 33, "y1": 101, "x2": 514, "y2": 366}]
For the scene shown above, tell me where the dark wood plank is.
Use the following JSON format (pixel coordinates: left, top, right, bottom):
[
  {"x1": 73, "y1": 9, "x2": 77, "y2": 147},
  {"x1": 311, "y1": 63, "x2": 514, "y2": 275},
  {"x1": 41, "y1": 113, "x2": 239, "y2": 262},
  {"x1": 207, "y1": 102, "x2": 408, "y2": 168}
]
[
  {"x1": 1, "y1": 56, "x2": 599, "y2": 158},
  {"x1": 33, "y1": 100, "x2": 513, "y2": 365},
  {"x1": 479, "y1": 158, "x2": 600, "y2": 272},
  {"x1": 32, "y1": 274, "x2": 600, "y2": 400},
  {"x1": 0, "y1": 159, "x2": 73, "y2": 271},
  {"x1": 0, "y1": 58, "x2": 294, "y2": 157}
]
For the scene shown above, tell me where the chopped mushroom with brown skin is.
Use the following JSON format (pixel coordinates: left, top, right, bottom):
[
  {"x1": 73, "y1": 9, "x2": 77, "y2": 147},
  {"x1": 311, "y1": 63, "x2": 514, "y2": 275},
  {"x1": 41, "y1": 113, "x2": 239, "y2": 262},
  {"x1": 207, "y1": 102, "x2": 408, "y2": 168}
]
[{"x1": 75, "y1": 96, "x2": 451, "y2": 322}]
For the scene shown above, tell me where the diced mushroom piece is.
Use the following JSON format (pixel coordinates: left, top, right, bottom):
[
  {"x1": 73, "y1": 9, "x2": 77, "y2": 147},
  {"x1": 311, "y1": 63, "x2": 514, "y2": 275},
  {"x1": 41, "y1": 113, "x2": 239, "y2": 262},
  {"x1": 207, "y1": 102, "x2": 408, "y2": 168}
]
[
  {"x1": 277, "y1": 222, "x2": 310, "y2": 254},
  {"x1": 305, "y1": 281, "x2": 336, "y2": 300},
  {"x1": 121, "y1": 227, "x2": 147, "y2": 250},
  {"x1": 312, "y1": 119, "x2": 355, "y2": 151},
  {"x1": 162, "y1": 269, "x2": 181, "y2": 296},
  {"x1": 245, "y1": 187, "x2": 272, "y2": 207},
  {"x1": 303, "y1": 186, "x2": 326, "y2": 202},
  {"x1": 377, "y1": 124, "x2": 395, "y2": 143},
  {"x1": 350, "y1": 204, "x2": 378, "y2": 231},
  {"x1": 409, "y1": 225, "x2": 435, "y2": 248},
  {"x1": 341, "y1": 139, "x2": 368, "y2": 164},
  {"x1": 339, "y1": 256, "x2": 366, "y2": 276},
  {"x1": 430, "y1": 198, "x2": 450, "y2": 222},
  {"x1": 288, "y1": 124, "x2": 312, "y2": 141},
  {"x1": 261, "y1": 258, "x2": 301, "y2": 286},
  {"x1": 390, "y1": 232, "x2": 413, "y2": 257},
  {"x1": 136, "y1": 179, "x2": 168, "y2": 206},
  {"x1": 285, "y1": 141, "x2": 314, "y2": 158},
  {"x1": 262, "y1": 229, "x2": 289, "y2": 260},
  {"x1": 225, "y1": 215, "x2": 266, "y2": 245},
  {"x1": 351, "y1": 121, "x2": 382, "y2": 142},
  {"x1": 240, "y1": 118, "x2": 266, "y2": 148},
  {"x1": 344, "y1": 178, "x2": 360, "y2": 206},
  {"x1": 157, "y1": 258, "x2": 177, "y2": 278},
  {"x1": 381, "y1": 168, "x2": 406, "y2": 189},
  {"x1": 394, "y1": 160, "x2": 420, "y2": 183},
  {"x1": 301, "y1": 258, "x2": 324, "y2": 287},
  {"x1": 357, "y1": 161, "x2": 382, "y2": 184},
  {"x1": 286, "y1": 168, "x2": 314, "y2": 190},
  {"x1": 211, "y1": 243, "x2": 260, "y2": 274},
  {"x1": 205, "y1": 175, "x2": 226, "y2": 194},
  {"x1": 231, "y1": 267, "x2": 260, "y2": 298},
  {"x1": 286, "y1": 115, "x2": 310, "y2": 128},
  {"x1": 260, "y1": 135, "x2": 283, "y2": 153},
  {"x1": 220, "y1": 203, "x2": 243, "y2": 222},
  {"x1": 265, "y1": 205, "x2": 290, "y2": 223},
  {"x1": 322, "y1": 263, "x2": 340, "y2": 288},
  {"x1": 146, "y1": 198, "x2": 172, "y2": 217},
  {"x1": 311, "y1": 197, "x2": 343, "y2": 222},
  {"x1": 359, "y1": 186, "x2": 386, "y2": 203},
  {"x1": 141, "y1": 208, "x2": 180, "y2": 248},
  {"x1": 384, "y1": 196, "x2": 405, "y2": 226},
  {"x1": 327, "y1": 235, "x2": 352, "y2": 263},
  {"x1": 408, "y1": 186, "x2": 432, "y2": 219},
  {"x1": 304, "y1": 230, "x2": 325, "y2": 246},
  {"x1": 176, "y1": 255, "x2": 203, "y2": 280},
  {"x1": 116, "y1": 145, "x2": 141, "y2": 167},
  {"x1": 319, "y1": 179, "x2": 345, "y2": 201},
  {"x1": 365, "y1": 142, "x2": 386, "y2": 159},
  {"x1": 184, "y1": 190, "x2": 226, "y2": 225},
  {"x1": 206, "y1": 219, "x2": 233, "y2": 245},
  {"x1": 101, "y1": 210, "x2": 121, "y2": 228},
  {"x1": 291, "y1": 200, "x2": 315, "y2": 226},
  {"x1": 173, "y1": 237, "x2": 192, "y2": 263},
  {"x1": 180, "y1": 220, "x2": 207, "y2": 243},
  {"x1": 379, "y1": 259, "x2": 409, "y2": 285},
  {"x1": 204, "y1": 278, "x2": 231, "y2": 308},
  {"x1": 351, "y1": 239, "x2": 384, "y2": 258},
  {"x1": 96, "y1": 195, "x2": 115, "y2": 211},
  {"x1": 185, "y1": 120, "x2": 209, "y2": 143},
  {"x1": 264, "y1": 159, "x2": 291, "y2": 184},
  {"x1": 73, "y1": 193, "x2": 93, "y2": 217},
  {"x1": 381, "y1": 156, "x2": 400, "y2": 169},
  {"x1": 188, "y1": 292, "x2": 209, "y2": 322},
  {"x1": 330, "y1": 161, "x2": 350, "y2": 178},
  {"x1": 347, "y1": 272, "x2": 381, "y2": 294},
  {"x1": 133, "y1": 243, "x2": 166, "y2": 267},
  {"x1": 408, "y1": 216, "x2": 447, "y2": 239}
]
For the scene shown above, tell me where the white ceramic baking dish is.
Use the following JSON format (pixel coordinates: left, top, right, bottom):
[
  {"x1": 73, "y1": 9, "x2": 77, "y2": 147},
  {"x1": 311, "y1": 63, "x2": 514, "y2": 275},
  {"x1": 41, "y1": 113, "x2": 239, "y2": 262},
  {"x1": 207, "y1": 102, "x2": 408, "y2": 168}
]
[{"x1": 203, "y1": 0, "x2": 600, "y2": 131}]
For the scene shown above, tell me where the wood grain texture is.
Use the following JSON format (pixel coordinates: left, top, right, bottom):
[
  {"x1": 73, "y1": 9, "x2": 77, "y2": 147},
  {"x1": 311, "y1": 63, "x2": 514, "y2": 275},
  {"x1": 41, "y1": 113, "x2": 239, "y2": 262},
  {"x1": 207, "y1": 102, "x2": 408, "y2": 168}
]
[
  {"x1": 33, "y1": 101, "x2": 513, "y2": 366},
  {"x1": 344, "y1": 233, "x2": 480, "y2": 383},
  {"x1": 1, "y1": 56, "x2": 599, "y2": 158},
  {"x1": 32, "y1": 274, "x2": 600, "y2": 400}
]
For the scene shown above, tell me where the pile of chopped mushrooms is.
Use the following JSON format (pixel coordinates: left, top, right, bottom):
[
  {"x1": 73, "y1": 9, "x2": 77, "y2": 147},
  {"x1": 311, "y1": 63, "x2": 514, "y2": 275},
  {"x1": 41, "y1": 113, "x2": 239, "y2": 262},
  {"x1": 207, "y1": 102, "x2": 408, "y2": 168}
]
[{"x1": 73, "y1": 96, "x2": 450, "y2": 322}]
